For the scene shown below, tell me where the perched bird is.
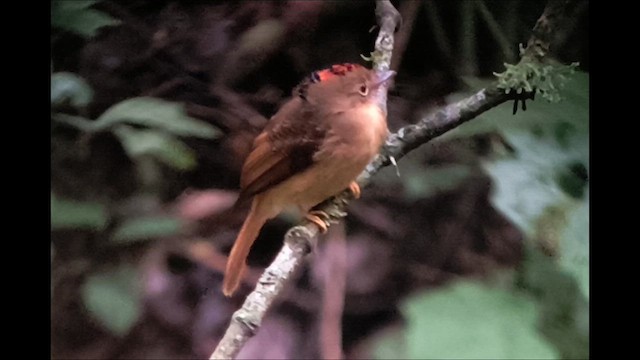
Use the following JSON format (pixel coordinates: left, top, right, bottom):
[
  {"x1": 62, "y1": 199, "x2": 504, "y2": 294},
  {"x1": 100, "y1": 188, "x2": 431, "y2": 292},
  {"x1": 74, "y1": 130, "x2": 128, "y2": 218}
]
[{"x1": 223, "y1": 63, "x2": 395, "y2": 296}]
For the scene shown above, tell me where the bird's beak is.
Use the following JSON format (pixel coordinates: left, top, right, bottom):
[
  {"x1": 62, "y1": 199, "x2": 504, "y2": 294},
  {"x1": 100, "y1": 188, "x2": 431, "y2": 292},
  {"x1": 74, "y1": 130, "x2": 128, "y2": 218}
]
[{"x1": 373, "y1": 70, "x2": 396, "y2": 88}]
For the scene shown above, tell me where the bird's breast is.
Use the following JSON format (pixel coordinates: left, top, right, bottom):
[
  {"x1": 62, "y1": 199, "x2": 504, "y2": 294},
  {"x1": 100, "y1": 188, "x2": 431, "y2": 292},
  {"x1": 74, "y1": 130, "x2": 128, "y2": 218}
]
[
  {"x1": 257, "y1": 103, "x2": 388, "y2": 214},
  {"x1": 325, "y1": 103, "x2": 388, "y2": 160}
]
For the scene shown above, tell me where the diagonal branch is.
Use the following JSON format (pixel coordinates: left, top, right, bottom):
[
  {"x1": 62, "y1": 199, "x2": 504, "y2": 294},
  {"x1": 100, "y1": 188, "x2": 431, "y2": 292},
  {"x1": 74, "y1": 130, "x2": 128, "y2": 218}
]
[{"x1": 209, "y1": 1, "x2": 582, "y2": 359}]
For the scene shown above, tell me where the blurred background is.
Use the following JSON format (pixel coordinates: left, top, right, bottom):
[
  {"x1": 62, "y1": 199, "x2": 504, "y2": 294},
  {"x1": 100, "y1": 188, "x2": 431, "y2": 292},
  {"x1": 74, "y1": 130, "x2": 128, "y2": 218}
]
[{"x1": 51, "y1": 0, "x2": 589, "y2": 359}]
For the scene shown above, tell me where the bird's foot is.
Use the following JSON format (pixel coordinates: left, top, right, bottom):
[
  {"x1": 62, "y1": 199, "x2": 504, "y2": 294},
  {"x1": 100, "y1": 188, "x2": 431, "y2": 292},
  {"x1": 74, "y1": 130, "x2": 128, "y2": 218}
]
[
  {"x1": 305, "y1": 210, "x2": 330, "y2": 233},
  {"x1": 348, "y1": 181, "x2": 361, "y2": 199}
]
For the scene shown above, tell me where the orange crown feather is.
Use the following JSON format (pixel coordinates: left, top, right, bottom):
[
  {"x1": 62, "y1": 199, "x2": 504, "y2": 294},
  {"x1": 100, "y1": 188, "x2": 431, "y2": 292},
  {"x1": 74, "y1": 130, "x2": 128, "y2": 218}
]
[{"x1": 297, "y1": 63, "x2": 365, "y2": 100}]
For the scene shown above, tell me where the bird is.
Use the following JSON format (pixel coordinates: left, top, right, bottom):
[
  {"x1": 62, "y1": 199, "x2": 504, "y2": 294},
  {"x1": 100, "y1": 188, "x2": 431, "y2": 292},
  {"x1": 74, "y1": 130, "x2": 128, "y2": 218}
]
[{"x1": 222, "y1": 63, "x2": 395, "y2": 296}]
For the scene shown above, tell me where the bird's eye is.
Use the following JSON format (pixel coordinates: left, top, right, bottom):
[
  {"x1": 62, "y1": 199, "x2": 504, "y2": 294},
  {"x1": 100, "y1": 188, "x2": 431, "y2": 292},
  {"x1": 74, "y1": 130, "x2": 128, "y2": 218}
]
[{"x1": 358, "y1": 84, "x2": 369, "y2": 96}]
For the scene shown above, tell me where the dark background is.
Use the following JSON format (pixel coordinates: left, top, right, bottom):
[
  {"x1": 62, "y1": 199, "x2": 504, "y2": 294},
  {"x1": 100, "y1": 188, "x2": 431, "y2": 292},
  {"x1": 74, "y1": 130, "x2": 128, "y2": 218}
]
[{"x1": 51, "y1": 1, "x2": 589, "y2": 359}]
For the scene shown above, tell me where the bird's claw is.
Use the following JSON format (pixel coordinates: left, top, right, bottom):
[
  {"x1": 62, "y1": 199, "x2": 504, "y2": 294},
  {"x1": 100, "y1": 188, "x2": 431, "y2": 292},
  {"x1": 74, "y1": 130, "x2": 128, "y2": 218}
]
[
  {"x1": 348, "y1": 181, "x2": 361, "y2": 199},
  {"x1": 305, "y1": 211, "x2": 330, "y2": 233}
]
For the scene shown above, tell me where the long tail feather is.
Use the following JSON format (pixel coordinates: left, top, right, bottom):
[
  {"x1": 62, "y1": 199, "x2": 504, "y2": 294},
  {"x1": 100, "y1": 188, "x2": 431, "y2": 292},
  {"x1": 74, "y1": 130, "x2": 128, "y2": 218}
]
[{"x1": 222, "y1": 199, "x2": 267, "y2": 296}]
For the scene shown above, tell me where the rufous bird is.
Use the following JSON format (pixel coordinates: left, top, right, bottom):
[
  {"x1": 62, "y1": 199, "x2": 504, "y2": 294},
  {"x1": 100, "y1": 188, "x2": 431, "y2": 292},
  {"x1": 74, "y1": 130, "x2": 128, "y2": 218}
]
[{"x1": 223, "y1": 63, "x2": 395, "y2": 296}]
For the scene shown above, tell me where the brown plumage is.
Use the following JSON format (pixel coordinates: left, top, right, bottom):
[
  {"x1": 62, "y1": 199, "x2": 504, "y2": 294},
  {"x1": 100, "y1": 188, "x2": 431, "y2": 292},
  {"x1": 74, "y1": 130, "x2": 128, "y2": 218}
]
[{"x1": 223, "y1": 64, "x2": 395, "y2": 296}]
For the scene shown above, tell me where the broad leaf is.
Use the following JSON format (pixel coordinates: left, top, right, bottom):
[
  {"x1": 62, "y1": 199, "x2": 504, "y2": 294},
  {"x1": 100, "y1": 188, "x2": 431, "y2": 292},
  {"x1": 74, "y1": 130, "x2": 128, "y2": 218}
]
[
  {"x1": 51, "y1": 72, "x2": 93, "y2": 108},
  {"x1": 112, "y1": 215, "x2": 183, "y2": 243},
  {"x1": 478, "y1": 73, "x2": 589, "y2": 302},
  {"x1": 54, "y1": 0, "x2": 100, "y2": 11},
  {"x1": 113, "y1": 126, "x2": 197, "y2": 170},
  {"x1": 481, "y1": 132, "x2": 583, "y2": 238},
  {"x1": 479, "y1": 73, "x2": 589, "y2": 301},
  {"x1": 81, "y1": 265, "x2": 141, "y2": 336},
  {"x1": 52, "y1": 1, "x2": 120, "y2": 38},
  {"x1": 558, "y1": 195, "x2": 589, "y2": 299},
  {"x1": 51, "y1": 193, "x2": 107, "y2": 231},
  {"x1": 519, "y1": 246, "x2": 589, "y2": 358},
  {"x1": 402, "y1": 164, "x2": 472, "y2": 199},
  {"x1": 94, "y1": 97, "x2": 220, "y2": 139},
  {"x1": 375, "y1": 281, "x2": 558, "y2": 359}
]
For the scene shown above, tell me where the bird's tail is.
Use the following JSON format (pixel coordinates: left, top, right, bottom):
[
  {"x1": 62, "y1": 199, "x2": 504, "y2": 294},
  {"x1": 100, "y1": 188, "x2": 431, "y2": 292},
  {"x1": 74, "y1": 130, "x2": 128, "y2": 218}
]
[{"x1": 222, "y1": 199, "x2": 267, "y2": 296}]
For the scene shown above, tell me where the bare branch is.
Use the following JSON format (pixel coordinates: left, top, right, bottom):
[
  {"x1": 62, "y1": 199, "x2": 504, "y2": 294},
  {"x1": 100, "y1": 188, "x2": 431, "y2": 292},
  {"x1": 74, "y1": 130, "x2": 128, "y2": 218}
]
[{"x1": 210, "y1": 226, "x2": 317, "y2": 360}]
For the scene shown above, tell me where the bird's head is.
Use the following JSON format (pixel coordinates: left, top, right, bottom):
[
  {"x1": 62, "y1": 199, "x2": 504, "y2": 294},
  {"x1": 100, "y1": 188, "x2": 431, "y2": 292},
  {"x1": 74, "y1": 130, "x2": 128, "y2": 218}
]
[{"x1": 296, "y1": 63, "x2": 395, "y2": 111}]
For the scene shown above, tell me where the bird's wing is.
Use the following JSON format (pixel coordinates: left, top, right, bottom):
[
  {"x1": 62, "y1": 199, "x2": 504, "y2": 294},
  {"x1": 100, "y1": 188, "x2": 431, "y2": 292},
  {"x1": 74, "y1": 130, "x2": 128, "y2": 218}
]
[{"x1": 237, "y1": 98, "x2": 328, "y2": 204}]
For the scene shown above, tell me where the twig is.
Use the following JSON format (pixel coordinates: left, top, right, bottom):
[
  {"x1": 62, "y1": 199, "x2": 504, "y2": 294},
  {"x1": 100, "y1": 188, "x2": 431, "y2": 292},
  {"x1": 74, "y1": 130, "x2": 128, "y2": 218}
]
[
  {"x1": 475, "y1": 0, "x2": 516, "y2": 63},
  {"x1": 210, "y1": 1, "x2": 580, "y2": 358},
  {"x1": 458, "y1": 1, "x2": 478, "y2": 75},
  {"x1": 373, "y1": 0, "x2": 402, "y2": 74},
  {"x1": 503, "y1": 0, "x2": 521, "y2": 52},
  {"x1": 390, "y1": 0, "x2": 422, "y2": 71},
  {"x1": 319, "y1": 223, "x2": 347, "y2": 360},
  {"x1": 423, "y1": 0, "x2": 454, "y2": 65}
]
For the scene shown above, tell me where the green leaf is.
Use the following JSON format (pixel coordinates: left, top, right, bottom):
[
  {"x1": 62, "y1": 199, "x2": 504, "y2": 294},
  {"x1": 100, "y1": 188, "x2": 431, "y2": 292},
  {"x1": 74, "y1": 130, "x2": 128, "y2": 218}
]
[
  {"x1": 478, "y1": 74, "x2": 588, "y2": 240},
  {"x1": 518, "y1": 246, "x2": 589, "y2": 359},
  {"x1": 373, "y1": 328, "x2": 406, "y2": 360},
  {"x1": 54, "y1": 0, "x2": 100, "y2": 11},
  {"x1": 51, "y1": 72, "x2": 93, "y2": 108},
  {"x1": 481, "y1": 133, "x2": 578, "y2": 238},
  {"x1": 52, "y1": 1, "x2": 121, "y2": 38},
  {"x1": 113, "y1": 126, "x2": 197, "y2": 170},
  {"x1": 466, "y1": 72, "x2": 589, "y2": 305},
  {"x1": 52, "y1": 113, "x2": 95, "y2": 132},
  {"x1": 51, "y1": 193, "x2": 108, "y2": 231},
  {"x1": 93, "y1": 97, "x2": 221, "y2": 139},
  {"x1": 403, "y1": 164, "x2": 472, "y2": 199},
  {"x1": 112, "y1": 216, "x2": 183, "y2": 243},
  {"x1": 558, "y1": 196, "x2": 589, "y2": 299},
  {"x1": 467, "y1": 70, "x2": 589, "y2": 358},
  {"x1": 555, "y1": 161, "x2": 588, "y2": 199},
  {"x1": 81, "y1": 265, "x2": 141, "y2": 336},
  {"x1": 375, "y1": 281, "x2": 558, "y2": 359}
]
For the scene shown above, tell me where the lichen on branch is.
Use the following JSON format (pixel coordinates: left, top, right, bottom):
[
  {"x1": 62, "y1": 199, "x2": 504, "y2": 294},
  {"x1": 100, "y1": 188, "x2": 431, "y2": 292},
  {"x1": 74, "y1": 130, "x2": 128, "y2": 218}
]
[
  {"x1": 493, "y1": 0, "x2": 584, "y2": 103},
  {"x1": 494, "y1": 60, "x2": 579, "y2": 103}
]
